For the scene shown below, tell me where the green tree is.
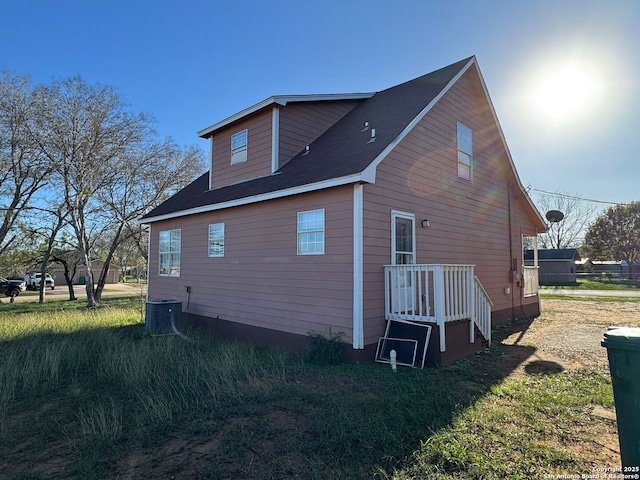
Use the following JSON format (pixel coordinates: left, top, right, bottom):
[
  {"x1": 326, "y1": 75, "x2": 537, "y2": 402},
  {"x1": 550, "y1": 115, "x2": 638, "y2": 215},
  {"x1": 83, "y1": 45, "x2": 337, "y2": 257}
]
[{"x1": 583, "y1": 201, "x2": 640, "y2": 279}]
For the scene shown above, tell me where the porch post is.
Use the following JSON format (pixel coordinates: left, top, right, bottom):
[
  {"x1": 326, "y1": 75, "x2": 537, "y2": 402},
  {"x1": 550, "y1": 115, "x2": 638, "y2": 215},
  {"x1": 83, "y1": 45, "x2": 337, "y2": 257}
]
[
  {"x1": 433, "y1": 266, "x2": 446, "y2": 352},
  {"x1": 469, "y1": 267, "x2": 475, "y2": 344}
]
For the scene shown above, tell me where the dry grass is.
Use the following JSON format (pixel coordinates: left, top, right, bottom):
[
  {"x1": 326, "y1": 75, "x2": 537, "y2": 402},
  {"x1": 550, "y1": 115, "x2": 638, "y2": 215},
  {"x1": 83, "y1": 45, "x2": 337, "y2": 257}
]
[{"x1": 0, "y1": 295, "x2": 635, "y2": 479}]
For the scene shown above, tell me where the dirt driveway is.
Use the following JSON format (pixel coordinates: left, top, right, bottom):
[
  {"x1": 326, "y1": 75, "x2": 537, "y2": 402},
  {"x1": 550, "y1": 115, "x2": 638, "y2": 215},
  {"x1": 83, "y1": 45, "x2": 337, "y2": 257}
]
[
  {"x1": 501, "y1": 298, "x2": 640, "y2": 371},
  {"x1": 497, "y1": 297, "x2": 640, "y2": 467},
  {"x1": 5, "y1": 283, "x2": 146, "y2": 303}
]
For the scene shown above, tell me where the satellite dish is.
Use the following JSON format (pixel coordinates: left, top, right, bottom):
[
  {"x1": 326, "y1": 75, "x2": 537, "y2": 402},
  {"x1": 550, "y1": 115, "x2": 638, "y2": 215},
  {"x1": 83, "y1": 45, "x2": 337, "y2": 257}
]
[{"x1": 546, "y1": 210, "x2": 565, "y2": 223}]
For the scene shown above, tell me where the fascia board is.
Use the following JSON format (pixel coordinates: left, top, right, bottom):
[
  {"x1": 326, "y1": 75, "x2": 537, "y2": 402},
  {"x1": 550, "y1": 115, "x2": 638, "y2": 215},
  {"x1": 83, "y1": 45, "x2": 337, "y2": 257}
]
[
  {"x1": 197, "y1": 93, "x2": 374, "y2": 138},
  {"x1": 140, "y1": 173, "x2": 367, "y2": 224},
  {"x1": 361, "y1": 58, "x2": 475, "y2": 182}
]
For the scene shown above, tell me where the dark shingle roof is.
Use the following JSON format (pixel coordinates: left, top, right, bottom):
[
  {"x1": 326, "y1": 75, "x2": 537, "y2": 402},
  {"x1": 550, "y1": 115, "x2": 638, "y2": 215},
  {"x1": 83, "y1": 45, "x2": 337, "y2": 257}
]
[
  {"x1": 142, "y1": 57, "x2": 473, "y2": 221},
  {"x1": 524, "y1": 249, "x2": 580, "y2": 261}
]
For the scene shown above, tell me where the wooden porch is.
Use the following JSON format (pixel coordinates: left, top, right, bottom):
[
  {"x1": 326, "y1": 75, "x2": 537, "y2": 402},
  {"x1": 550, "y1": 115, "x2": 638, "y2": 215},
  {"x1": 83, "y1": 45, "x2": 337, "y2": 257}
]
[{"x1": 383, "y1": 264, "x2": 493, "y2": 354}]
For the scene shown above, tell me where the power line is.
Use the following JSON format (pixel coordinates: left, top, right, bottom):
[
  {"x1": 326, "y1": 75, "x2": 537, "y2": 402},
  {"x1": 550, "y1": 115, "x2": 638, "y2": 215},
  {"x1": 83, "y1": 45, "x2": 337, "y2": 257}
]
[{"x1": 528, "y1": 188, "x2": 630, "y2": 206}]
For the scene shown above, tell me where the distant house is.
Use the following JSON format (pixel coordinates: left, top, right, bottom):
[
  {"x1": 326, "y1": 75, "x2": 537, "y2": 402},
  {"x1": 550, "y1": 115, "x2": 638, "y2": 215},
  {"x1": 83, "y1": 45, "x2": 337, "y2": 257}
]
[
  {"x1": 622, "y1": 261, "x2": 640, "y2": 279},
  {"x1": 575, "y1": 258, "x2": 594, "y2": 276},
  {"x1": 525, "y1": 249, "x2": 579, "y2": 284},
  {"x1": 141, "y1": 57, "x2": 546, "y2": 365},
  {"x1": 52, "y1": 258, "x2": 120, "y2": 286},
  {"x1": 592, "y1": 260, "x2": 623, "y2": 278},
  {"x1": 576, "y1": 259, "x2": 639, "y2": 280}
]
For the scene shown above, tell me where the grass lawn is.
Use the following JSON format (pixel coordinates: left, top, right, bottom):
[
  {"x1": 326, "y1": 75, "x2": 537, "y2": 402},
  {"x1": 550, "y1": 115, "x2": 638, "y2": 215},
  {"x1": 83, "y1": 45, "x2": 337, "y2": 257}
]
[{"x1": 0, "y1": 296, "x2": 616, "y2": 479}]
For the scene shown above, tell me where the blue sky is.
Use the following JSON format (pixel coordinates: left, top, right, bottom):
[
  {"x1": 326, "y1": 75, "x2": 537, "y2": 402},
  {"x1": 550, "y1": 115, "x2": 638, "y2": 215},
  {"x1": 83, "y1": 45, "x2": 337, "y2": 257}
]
[{"x1": 2, "y1": 0, "x2": 638, "y2": 206}]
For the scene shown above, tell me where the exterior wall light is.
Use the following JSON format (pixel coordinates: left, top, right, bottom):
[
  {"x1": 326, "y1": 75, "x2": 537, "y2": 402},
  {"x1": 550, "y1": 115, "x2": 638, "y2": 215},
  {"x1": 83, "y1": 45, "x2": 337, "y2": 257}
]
[{"x1": 421, "y1": 219, "x2": 430, "y2": 228}]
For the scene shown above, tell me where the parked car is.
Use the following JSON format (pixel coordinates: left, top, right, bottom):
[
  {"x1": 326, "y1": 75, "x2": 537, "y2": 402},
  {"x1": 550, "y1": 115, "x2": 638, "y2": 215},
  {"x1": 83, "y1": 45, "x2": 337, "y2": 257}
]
[
  {"x1": 24, "y1": 272, "x2": 55, "y2": 290},
  {"x1": 8, "y1": 278, "x2": 27, "y2": 292},
  {"x1": 1, "y1": 277, "x2": 26, "y2": 302}
]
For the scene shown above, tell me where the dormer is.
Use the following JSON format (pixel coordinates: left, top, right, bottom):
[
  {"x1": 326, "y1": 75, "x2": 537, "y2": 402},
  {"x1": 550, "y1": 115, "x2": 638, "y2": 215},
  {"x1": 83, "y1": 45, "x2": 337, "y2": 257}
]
[{"x1": 198, "y1": 94, "x2": 373, "y2": 190}]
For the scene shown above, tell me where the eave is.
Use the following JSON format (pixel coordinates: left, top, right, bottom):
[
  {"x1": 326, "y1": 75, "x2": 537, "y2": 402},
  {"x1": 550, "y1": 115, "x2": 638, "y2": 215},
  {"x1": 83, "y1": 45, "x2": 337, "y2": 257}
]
[
  {"x1": 140, "y1": 173, "x2": 369, "y2": 224},
  {"x1": 197, "y1": 93, "x2": 374, "y2": 139}
]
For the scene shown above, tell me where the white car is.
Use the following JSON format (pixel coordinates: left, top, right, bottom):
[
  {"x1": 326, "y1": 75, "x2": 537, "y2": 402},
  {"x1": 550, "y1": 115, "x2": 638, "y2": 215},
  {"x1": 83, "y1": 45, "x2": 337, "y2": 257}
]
[{"x1": 25, "y1": 273, "x2": 55, "y2": 290}]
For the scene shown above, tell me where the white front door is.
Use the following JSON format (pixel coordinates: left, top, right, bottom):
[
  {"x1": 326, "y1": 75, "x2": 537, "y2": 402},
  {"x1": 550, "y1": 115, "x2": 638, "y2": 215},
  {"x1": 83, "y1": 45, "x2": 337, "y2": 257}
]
[{"x1": 391, "y1": 211, "x2": 416, "y2": 313}]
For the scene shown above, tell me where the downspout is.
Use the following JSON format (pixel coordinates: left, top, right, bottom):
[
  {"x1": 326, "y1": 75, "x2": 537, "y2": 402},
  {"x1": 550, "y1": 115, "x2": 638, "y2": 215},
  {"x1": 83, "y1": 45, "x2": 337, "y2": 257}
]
[
  {"x1": 353, "y1": 183, "x2": 364, "y2": 349},
  {"x1": 508, "y1": 183, "x2": 515, "y2": 321}
]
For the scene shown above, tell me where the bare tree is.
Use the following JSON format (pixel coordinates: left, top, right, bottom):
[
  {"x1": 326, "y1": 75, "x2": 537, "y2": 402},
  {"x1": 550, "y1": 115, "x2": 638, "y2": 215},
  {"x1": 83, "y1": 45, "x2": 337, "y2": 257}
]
[
  {"x1": 35, "y1": 76, "x2": 205, "y2": 307},
  {"x1": 35, "y1": 77, "x2": 153, "y2": 307},
  {"x1": 25, "y1": 204, "x2": 70, "y2": 303},
  {"x1": 531, "y1": 191, "x2": 600, "y2": 250},
  {"x1": 93, "y1": 141, "x2": 204, "y2": 301},
  {"x1": 50, "y1": 247, "x2": 82, "y2": 301},
  {"x1": 0, "y1": 71, "x2": 52, "y2": 255}
]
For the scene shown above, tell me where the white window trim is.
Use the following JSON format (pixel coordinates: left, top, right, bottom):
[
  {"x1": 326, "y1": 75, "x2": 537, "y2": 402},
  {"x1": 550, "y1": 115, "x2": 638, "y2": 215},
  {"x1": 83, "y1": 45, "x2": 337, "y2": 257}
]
[
  {"x1": 391, "y1": 210, "x2": 416, "y2": 265},
  {"x1": 457, "y1": 122, "x2": 473, "y2": 181},
  {"x1": 158, "y1": 229, "x2": 181, "y2": 277},
  {"x1": 297, "y1": 209, "x2": 325, "y2": 255},
  {"x1": 208, "y1": 223, "x2": 225, "y2": 257},
  {"x1": 231, "y1": 129, "x2": 248, "y2": 164}
]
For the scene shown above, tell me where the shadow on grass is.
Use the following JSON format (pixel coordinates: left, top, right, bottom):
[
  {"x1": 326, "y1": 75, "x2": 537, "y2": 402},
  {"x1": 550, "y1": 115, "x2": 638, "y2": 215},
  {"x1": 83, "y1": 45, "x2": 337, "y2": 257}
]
[{"x1": 0, "y1": 308, "x2": 544, "y2": 480}]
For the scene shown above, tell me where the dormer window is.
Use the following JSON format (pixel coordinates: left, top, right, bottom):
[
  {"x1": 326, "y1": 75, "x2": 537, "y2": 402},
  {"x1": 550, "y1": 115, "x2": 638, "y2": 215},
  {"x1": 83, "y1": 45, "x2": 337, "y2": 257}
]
[{"x1": 231, "y1": 129, "x2": 248, "y2": 164}]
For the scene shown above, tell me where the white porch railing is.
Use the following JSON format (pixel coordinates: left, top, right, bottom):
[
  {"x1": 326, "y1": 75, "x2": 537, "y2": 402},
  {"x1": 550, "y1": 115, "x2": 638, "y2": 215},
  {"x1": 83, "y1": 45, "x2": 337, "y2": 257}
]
[
  {"x1": 383, "y1": 264, "x2": 493, "y2": 352},
  {"x1": 523, "y1": 266, "x2": 539, "y2": 297}
]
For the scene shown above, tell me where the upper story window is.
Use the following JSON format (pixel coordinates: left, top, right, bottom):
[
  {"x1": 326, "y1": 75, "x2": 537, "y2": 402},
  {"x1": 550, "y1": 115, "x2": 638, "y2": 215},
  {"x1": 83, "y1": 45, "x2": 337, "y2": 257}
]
[
  {"x1": 457, "y1": 122, "x2": 473, "y2": 181},
  {"x1": 231, "y1": 129, "x2": 248, "y2": 164},
  {"x1": 159, "y1": 229, "x2": 181, "y2": 277},
  {"x1": 208, "y1": 223, "x2": 225, "y2": 257},
  {"x1": 297, "y1": 209, "x2": 325, "y2": 255}
]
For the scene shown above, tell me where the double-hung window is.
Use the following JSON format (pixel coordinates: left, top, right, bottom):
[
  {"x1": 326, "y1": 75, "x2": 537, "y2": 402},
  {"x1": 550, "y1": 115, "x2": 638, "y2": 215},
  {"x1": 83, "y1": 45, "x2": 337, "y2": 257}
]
[
  {"x1": 297, "y1": 209, "x2": 325, "y2": 255},
  {"x1": 231, "y1": 129, "x2": 248, "y2": 164},
  {"x1": 208, "y1": 223, "x2": 225, "y2": 257},
  {"x1": 159, "y1": 229, "x2": 181, "y2": 277},
  {"x1": 457, "y1": 122, "x2": 473, "y2": 181}
]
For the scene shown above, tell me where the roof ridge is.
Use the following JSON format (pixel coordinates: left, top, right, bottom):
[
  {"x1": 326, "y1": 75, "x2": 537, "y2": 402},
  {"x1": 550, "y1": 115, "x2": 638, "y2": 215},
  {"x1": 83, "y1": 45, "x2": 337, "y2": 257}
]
[{"x1": 142, "y1": 57, "x2": 489, "y2": 223}]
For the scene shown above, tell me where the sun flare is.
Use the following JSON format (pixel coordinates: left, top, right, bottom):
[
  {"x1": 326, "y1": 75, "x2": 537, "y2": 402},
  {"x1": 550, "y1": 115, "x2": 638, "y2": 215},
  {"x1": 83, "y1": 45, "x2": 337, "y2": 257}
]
[{"x1": 532, "y1": 64, "x2": 600, "y2": 123}]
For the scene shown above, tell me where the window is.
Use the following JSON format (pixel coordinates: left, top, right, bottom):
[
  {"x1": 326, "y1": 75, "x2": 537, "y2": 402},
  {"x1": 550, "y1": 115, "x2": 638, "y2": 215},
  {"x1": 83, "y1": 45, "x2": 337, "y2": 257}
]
[
  {"x1": 297, "y1": 209, "x2": 324, "y2": 255},
  {"x1": 159, "y1": 229, "x2": 181, "y2": 277},
  {"x1": 391, "y1": 211, "x2": 415, "y2": 265},
  {"x1": 208, "y1": 223, "x2": 224, "y2": 257},
  {"x1": 457, "y1": 122, "x2": 473, "y2": 180},
  {"x1": 231, "y1": 129, "x2": 248, "y2": 164}
]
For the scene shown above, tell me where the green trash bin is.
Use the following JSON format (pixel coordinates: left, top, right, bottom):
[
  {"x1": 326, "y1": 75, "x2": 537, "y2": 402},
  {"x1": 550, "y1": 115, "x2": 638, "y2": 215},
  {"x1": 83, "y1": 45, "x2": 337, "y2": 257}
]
[{"x1": 601, "y1": 326, "x2": 640, "y2": 469}]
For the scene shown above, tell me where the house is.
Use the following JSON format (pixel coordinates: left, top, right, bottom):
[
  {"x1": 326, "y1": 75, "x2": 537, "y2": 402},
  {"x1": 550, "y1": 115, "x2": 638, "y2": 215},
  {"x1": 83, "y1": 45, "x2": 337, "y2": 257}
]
[
  {"x1": 141, "y1": 57, "x2": 546, "y2": 365},
  {"x1": 621, "y1": 261, "x2": 640, "y2": 280},
  {"x1": 575, "y1": 258, "x2": 594, "y2": 278},
  {"x1": 52, "y1": 257, "x2": 120, "y2": 286},
  {"x1": 592, "y1": 260, "x2": 624, "y2": 278},
  {"x1": 576, "y1": 258, "x2": 639, "y2": 280},
  {"x1": 525, "y1": 249, "x2": 579, "y2": 284}
]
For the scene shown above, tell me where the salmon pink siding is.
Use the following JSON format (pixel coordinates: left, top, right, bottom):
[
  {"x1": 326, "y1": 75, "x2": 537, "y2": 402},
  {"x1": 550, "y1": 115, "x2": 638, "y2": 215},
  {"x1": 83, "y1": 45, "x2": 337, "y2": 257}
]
[
  {"x1": 209, "y1": 101, "x2": 362, "y2": 191},
  {"x1": 361, "y1": 67, "x2": 540, "y2": 347},
  {"x1": 278, "y1": 101, "x2": 361, "y2": 168},
  {"x1": 210, "y1": 110, "x2": 273, "y2": 189},
  {"x1": 148, "y1": 186, "x2": 355, "y2": 341},
  {"x1": 144, "y1": 58, "x2": 544, "y2": 362}
]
